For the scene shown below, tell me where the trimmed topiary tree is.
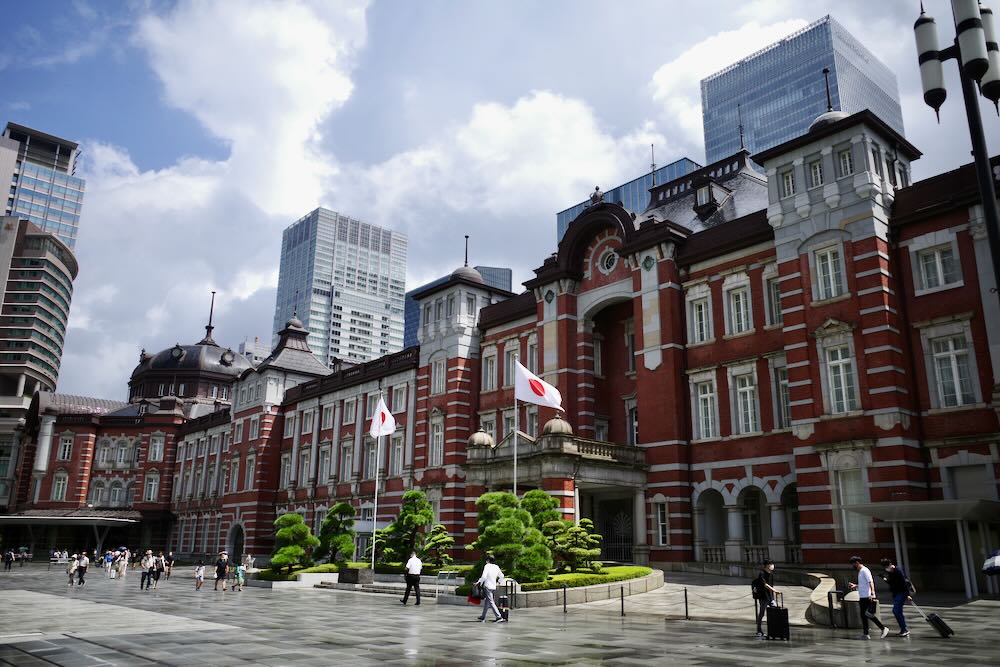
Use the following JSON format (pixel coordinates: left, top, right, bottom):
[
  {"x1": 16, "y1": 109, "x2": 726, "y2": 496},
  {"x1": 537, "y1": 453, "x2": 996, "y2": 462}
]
[
  {"x1": 543, "y1": 517, "x2": 603, "y2": 573},
  {"x1": 420, "y1": 523, "x2": 455, "y2": 569},
  {"x1": 271, "y1": 513, "x2": 320, "y2": 574},
  {"x1": 466, "y1": 491, "x2": 552, "y2": 584},
  {"x1": 520, "y1": 489, "x2": 562, "y2": 529},
  {"x1": 378, "y1": 490, "x2": 434, "y2": 563},
  {"x1": 314, "y1": 502, "x2": 357, "y2": 564}
]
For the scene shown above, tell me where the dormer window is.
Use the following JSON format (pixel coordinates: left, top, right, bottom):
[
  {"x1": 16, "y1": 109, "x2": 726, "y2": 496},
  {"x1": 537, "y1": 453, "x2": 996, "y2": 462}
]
[{"x1": 696, "y1": 186, "x2": 710, "y2": 206}]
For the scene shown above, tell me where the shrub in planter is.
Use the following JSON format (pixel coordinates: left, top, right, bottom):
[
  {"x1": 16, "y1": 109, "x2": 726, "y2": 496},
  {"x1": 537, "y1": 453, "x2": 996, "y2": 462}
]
[
  {"x1": 314, "y1": 502, "x2": 356, "y2": 564},
  {"x1": 271, "y1": 513, "x2": 320, "y2": 574},
  {"x1": 543, "y1": 517, "x2": 603, "y2": 573},
  {"x1": 466, "y1": 492, "x2": 553, "y2": 584},
  {"x1": 421, "y1": 524, "x2": 455, "y2": 569},
  {"x1": 339, "y1": 567, "x2": 374, "y2": 584}
]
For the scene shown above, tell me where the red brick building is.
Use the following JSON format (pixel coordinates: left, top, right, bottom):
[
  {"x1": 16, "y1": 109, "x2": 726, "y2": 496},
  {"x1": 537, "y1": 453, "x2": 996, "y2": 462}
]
[{"x1": 2, "y1": 110, "x2": 997, "y2": 597}]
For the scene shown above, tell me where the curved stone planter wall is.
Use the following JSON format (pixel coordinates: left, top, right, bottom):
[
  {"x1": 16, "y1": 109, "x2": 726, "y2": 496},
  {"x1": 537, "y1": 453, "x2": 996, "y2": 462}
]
[
  {"x1": 437, "y1": 570, "x2": 664, "y2": 608},
  {"x1": 247, "y1": 572, "x2": 339, "y2": 589}
]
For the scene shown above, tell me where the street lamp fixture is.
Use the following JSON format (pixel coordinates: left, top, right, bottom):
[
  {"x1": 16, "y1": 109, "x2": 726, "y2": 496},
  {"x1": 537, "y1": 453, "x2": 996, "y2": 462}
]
[{"x1": 914, "y1": 1, "x2": 1000, "y2": 303}]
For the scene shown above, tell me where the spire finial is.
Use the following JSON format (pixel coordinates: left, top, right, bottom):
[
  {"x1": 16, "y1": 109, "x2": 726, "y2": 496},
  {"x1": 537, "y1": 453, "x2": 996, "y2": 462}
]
[
  {"x1": 293, "y1": 289, "x2": 299, "y2": 318},
  {"x1": 822, "y1": 67, "x2": 833, "y2": 112},
  {"x1": 199, "y1": 291, "x2": 218, "y2": 345},
  {"x1": 650, "y1": 144, "x2": 656, "y2": 186},
  {"x1": 737, "y1": 103, "x2": 745, "y2": 150},
  {"x1": 920, "y1": 0, "x2": 925, "y2": 15},
  {"x1": 464, "y1": 235, "x2": 469, "y2": 267}
]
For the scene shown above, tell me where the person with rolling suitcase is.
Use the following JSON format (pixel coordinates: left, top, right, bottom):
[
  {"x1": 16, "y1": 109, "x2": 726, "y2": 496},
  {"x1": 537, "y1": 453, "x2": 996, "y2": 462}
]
[
  {"x1": 752, "y1": 559, "x2": 782, "y2": 638},
  {"x1": 880, "y1": 557, "x2": 914, "y2": 637},
  {"x1": 907, "y1": 600, "x2": 954, "y2": 638},
  {"x1": 849, "y1": 556, "x2": 888, "y2": 640}
]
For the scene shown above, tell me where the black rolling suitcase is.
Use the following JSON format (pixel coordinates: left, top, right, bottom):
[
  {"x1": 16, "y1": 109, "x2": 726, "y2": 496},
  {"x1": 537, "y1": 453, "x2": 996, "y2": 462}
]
[
  {"x1": 911, "y1": 601, "x2": 954, "y2": 638},
  {"x1": 766, "y1": 592, "x2": 790, "y2": 641}
]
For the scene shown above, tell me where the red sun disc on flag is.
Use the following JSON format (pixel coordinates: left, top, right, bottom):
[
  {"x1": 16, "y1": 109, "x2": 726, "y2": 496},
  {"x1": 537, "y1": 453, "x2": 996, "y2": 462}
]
[
  {"x1": 528, "y1": 378, "x2": 546, "y2": 397},
  {"x1": 380, "y1": 412, "x2": 387, "y2": 424}
]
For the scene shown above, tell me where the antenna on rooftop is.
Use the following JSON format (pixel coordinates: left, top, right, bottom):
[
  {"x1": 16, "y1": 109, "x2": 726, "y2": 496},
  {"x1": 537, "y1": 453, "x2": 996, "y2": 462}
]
[
  {"x1": 464, "y1": 235, "x2": 470, "y2": 267},
  {"x1": 650, "y1": 144, "x2": 657, "y2": 186},
  {"x1": 737, "y1": 103, "x2": 746, "y2": 151},
  {"x1": 822, "y1": 67, "x2": 834, "y2": 112}
]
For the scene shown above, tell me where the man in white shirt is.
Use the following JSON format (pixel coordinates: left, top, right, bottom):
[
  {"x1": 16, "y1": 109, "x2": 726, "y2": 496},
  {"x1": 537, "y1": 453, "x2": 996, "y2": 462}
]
[
  {"x1": 476, "y1": 555, "x2": 506, "y2": 623},
  {"x1": 849, "y1": 555, "x2": 888, "y2": 639},
  {"x1": 76, "y1": 552, "x2": 89, "y2": 586},
  {"x1": 400, "y1": 552, "x2": 422, "y2": 606}
]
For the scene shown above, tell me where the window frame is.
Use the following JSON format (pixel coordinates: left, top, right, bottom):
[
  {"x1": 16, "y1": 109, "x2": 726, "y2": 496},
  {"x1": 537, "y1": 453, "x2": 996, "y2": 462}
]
[
  {"x1": 813, "y1": 244, "x2": 847, "y2": 301},
  {"x1": 144, "y1": 472, "x2": 159, "y2": 502},
  {"x1": 780, "y1": 169, "x2": 795, "y2": 199},
  {"x1": 689, "y1": 371, "x2": 719, "y2": 441},
  {"x1": 807, "y1": 159, "x2": 823, "y2": 189},
  {"x1": 918, "y1": 317, "x2": 982, "y2": 410},
  {"x1": 837, "y1": 147, "x2": 854, "y2": 179},
  {"x1": 656, "y1": 502, "x2": 669, "y2": 546},
  {"x1": 57, "y1": 434, "x2": 73, "y2": 461}
]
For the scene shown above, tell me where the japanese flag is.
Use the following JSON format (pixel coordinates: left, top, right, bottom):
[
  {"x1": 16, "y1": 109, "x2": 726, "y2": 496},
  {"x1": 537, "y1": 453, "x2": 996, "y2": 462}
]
[
  {"x1": 514, "y1": 360, "x2": 563, "y2": 411},
  {"x1": 369, "y1": 395, "x2": 396, "y2": 438}
]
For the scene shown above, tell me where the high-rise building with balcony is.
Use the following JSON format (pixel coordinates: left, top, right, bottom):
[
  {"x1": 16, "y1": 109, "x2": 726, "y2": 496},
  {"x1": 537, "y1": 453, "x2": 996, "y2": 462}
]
[
  {"x1": 0, "y1": 123, "x2": 86, "y2": 250},
  {"x1": 701, "y1": 15, "x2": 904, "y2": 163},
  {"x1": 272, "y1": 208, "x2": 407, "y2": 367}
]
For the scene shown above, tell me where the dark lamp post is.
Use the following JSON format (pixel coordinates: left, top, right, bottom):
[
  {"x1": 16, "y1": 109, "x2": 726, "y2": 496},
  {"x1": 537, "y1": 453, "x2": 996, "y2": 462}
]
[{"x1": 914, "y1": 1, "x2": 1000, "y2": 304}]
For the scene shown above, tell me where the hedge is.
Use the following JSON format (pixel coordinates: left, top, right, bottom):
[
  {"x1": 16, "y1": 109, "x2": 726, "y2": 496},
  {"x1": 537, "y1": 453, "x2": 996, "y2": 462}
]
[
  {"x1": 256, "y1": 561, "x2": 473, "y2": 581},
  {"x1": 456, "y1": 566, "x2": 652, "y2": 594}
]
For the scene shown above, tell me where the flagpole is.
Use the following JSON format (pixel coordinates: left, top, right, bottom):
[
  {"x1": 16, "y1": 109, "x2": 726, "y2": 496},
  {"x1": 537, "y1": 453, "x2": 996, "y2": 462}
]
[
  {"x1": 513, "y1": 352, "x2": 519, "y2": 498},
  {"x1": 371, "y1": 391, "x2": 382, "y2": 571}
]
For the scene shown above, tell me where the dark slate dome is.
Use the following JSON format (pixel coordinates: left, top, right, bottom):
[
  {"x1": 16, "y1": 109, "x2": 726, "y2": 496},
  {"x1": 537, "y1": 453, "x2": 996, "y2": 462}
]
[
  {"x1": 130, "y1": 341, "x2": 252, "y2": 380},
  {"x1": 809, "y1": 110, "x2": 849, "y2": 133},
  {"x1": 451, "y1": 265, "x2": 484, "y2": 283}
]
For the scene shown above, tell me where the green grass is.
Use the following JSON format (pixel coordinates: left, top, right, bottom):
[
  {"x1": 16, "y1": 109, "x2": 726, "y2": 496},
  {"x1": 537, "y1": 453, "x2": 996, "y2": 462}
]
[{"x1": 456, "y1": 566, "x2": 653, "y2": 594}]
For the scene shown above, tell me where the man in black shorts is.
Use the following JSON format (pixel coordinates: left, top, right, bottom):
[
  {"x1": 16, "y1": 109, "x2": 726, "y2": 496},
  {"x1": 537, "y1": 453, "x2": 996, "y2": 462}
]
[{"x1": 214, "y1": 552, "x2": 229, "y2": 591}]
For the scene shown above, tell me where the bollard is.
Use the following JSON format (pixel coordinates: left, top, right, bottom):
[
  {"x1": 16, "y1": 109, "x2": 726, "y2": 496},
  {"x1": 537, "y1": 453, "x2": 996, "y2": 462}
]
[
  {"x1": 684, "y1": 587, "x2": 689, "y2": 620},
  {"x1": 620, "y1": 585, "x2": 625, "y2": 617},
  {"x1": 563, "y1": 584, "x2": 567, "y2": 614},
  {"x1": 827, "y1": 591, "x2": 837, "y2": 628}
]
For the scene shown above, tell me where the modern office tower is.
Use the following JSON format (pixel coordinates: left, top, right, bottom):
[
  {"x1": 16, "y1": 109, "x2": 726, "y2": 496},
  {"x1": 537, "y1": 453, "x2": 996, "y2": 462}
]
[
  {"x1": 556, "y1": 158, "x2": 701, "y2": 242},
  {"x1": 0, "y1": 123, "x2": 86, "y2": 249},
  {"x1": 403, "y1": 266, "x2": 512, "y2": 348},
  {"x1": 238, "y1": 337, "x2": 270, "y2": 366},
  {"x1": 701, "y1": 15, "x2": 904, "y2": 163},
  {"x1": 272, "y1": 208, "x2": 407, "y2": 367},
  {"x1": 0, "y1": 217, "x2": 78, "y2": 506}
]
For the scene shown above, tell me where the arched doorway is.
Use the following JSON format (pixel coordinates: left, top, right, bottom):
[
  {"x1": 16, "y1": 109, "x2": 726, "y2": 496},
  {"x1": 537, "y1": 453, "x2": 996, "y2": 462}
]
[
  {"x1": 696, "y1": 489, "x2": 726, "y2": 562},
  {"x1": 229, "y1": 524, "x2": 245, "y2": 564},
  {"x1": 781, "y1": 484, "x2": 801, "y2": 562},
  {"x1": 738, "y1": 486, "x2": 769, "y2": 563}
]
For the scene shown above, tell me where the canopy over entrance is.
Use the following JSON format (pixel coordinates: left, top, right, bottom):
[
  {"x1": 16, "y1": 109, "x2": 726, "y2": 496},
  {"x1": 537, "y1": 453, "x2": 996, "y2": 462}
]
[{"x1": 0, "y1": 510, "x2": 141, "y2": 556}]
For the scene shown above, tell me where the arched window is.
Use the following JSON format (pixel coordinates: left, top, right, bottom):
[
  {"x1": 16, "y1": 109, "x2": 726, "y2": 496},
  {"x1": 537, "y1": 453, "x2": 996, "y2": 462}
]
[
  {"x1": 124, "y1": 483, "x2": 134, "y2": 507},
  {"x1": 88, "y1": 481, "x2": 106, "y2": 506},
  {"x1": 109, "y1": 481, "x2": 124, "y2": 507},
  {"x1": 116, "y1": 440, "x2": 128, "y2": 466}
]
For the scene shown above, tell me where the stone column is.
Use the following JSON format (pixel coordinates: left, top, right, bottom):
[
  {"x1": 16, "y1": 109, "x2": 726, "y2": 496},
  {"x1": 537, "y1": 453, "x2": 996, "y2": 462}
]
[
  {"x1": 289, "y1": 410, "x2": 301, "y2": 488},
  {"x1": 32, "y1": 414, "x2": 56, "y2": 475},
  {"x1": 633, "y1": 490, "x2": 650, "y2": 565},
  {"x1": 693, "y1": 506, "x2": 706, "y2": 562},
  {"x1": 176, "y1": 441, "x2": 186, "y2": 501},
  {"x1": 199, "y1": 438, "x2": 210, "y2": 499},
  {"x1": 768, "y1": 503, "x2": 787, "y2": 562},
  {"x1": 308, "y1": 408, "x2": 321, "y2": 491},
  {"x1": 352, "y1": 397, "x2": 363, "y2": 481},
  {"x1": 404, "y1": 380, "x2": 416, "y2": 478},
  {"x1": 330, "y1": 402, "x2": 341, "y2": 485},
  {"x1": 16, "y1": 373, "x2": 25, "y2": 397},
  {"x1": 724, "y1": 505, "x2": 745, "y2": 563},
  {"x1": 213, "y1": 437, "x2": 223, "y2": 496}
]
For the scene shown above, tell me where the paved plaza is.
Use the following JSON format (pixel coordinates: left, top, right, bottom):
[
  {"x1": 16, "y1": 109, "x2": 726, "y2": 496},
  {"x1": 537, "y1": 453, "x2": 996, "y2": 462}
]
[{"x1": 0, "y1": 565, "x2": 998, "y2": 666}]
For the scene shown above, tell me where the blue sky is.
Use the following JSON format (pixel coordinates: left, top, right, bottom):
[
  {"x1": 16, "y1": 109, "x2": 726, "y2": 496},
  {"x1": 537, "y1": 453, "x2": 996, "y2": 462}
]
[{"x1": 1, "y1": 0, "x2": 997, "y2": 400}]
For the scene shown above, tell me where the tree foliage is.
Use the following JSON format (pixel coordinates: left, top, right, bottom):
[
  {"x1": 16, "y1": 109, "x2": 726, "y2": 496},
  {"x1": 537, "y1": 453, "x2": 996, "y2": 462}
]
[
  {"x1": 543, "y1": 517, "x2": 603, "y2": 573},
  {"x1": 420, "y1": 523, "x2": 455, "y2": 569},
  {"x1": 314, "y1": 502, "x2": 357, "y2": 563},
  {"x1": 466, "y1": 491, "x2": 553, "y2": 583},
  {"x1": 271, "y1": 513, "x2": 320, "y2": 574},
  {"x1": 377, "y1": 490, "x2": 435, "y2": 563},
  {"x1": 520, "y1": 489, "x2": 562, "y2": 529}
]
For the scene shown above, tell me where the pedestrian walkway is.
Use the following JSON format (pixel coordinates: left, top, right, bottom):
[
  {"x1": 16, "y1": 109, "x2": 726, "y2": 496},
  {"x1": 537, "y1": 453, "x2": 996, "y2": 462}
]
[{"x1": 1, "y1": 564, "x2": 998, "y2": 665}]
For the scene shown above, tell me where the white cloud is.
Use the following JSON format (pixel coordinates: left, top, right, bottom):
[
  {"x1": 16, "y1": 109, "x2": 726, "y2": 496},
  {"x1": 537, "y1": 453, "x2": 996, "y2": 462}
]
[{"x1": 649, "y1": 19, "x2": 809, "y2": 157}]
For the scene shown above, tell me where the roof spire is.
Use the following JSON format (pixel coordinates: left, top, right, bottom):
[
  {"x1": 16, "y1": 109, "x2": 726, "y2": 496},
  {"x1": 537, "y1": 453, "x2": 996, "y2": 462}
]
[
  {"x1": 650, "y1": 144, "x2": 657, "y2": 186},
  {"x1": 464, "y1": 234, "x2": 469, "y2": 267},
  {"x1": 822, "y1": 67, "x2": 834, "y2": 112},
  {"x1": 737, "y1": 103, "x2": 745, "y2": 150},
  {"x1": 198, "y1": 291, "x2": 218, "y2": 346}
]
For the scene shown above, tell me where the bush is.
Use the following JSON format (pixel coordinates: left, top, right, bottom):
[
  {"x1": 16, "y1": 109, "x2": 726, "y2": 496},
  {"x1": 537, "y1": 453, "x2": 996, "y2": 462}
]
[
  {"x1": 421, "y1": 524, "x2": 455, "y2": 569},
  {"x1": 520, "y1": 566, "x2": 652, "y2": 591},
  {"x1": 466, "y1": 492, "x2": 552, "y2": 584},
  {"x1": 271, "y1": 513, "x2": 320, "y2": 574},
  {"x1": 378, "y1": 490, "x2": 434, "y2": 563},
  {"x1": 314, "y1": 502, "x2": 356, "y2": 563},
  {"x1": 543, "y1": 517, "x2": 602, "y2": 573},
  {"x1": 255, "y1": 561, "x2": 368, "y2": 581}
]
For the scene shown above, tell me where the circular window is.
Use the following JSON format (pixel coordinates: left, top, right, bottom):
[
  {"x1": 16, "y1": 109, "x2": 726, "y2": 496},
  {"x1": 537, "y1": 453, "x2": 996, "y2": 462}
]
[{"x1": 599, "y1": 251, "x2": 618, "y2": 274}]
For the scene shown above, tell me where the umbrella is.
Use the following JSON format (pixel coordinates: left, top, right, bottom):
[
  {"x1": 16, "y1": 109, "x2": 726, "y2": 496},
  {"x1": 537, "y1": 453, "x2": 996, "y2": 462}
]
[{"x1": 983, "y1": 549, "x2": 1000, "y2": 576}]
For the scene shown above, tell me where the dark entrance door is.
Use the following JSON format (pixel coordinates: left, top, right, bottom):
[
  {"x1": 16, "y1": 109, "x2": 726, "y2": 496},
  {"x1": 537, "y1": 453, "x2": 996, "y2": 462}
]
[
  {"x1": 231, "y1": 525, "x2": 245, "y2": 564},
  {"x1": 599, "y1": 498, "x2": 633, "y2": 563}
]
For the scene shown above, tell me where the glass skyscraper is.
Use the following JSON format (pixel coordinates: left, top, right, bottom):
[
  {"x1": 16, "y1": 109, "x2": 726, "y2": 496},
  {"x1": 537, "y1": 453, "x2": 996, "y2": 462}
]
[
  {"x1": 556, "y1": 158, "x2": 701, "y2": 242},
  {"x1": 1, "y1": 123, "x2": 86, "y2": 249},
  {"x1": 272, "y1": 208, "x2": 407, "y2": 367},
  {"x1": 701, "y1": 16, "x2": 904, "y2": 163},
  {"x1": 403, "y1": 266, "x2": 512, "y2": 348}
]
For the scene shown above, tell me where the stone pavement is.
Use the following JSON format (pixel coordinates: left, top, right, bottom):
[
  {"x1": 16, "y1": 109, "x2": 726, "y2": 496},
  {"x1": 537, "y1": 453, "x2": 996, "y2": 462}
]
[{"x1": 1, "y1": 564, "x2": 998, "y2": 666}]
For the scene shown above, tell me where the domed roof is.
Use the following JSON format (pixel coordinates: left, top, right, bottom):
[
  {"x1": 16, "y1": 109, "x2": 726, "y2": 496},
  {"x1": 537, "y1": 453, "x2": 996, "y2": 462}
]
[
  {"x1": 542, "y1": 415, "x2": 573, "y2": 436},
  {"x1": 130, "y1": 340, "x2": 252, "y2": 380},
  {"x1": 451, "y1": 265, "x2": 484, "y2": 284},
  {"x1": 809, "y1": 110, "x2": 849, "y2": 133},
  {"x1": 467, "y1": 427, "x2": 495, "y2": 448},
  {"x1": 286, "y1": 315, "x2": 305, "y2": 330}
]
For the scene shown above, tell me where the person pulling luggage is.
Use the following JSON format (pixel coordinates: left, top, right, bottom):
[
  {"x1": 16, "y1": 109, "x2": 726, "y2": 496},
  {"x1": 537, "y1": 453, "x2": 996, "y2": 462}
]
[
  {"x1": 879, "y1": 557, "x2": 913, "y2": 637},
  {"x1": 753, "y1": 559, "x2": 781, "y2": 638}
]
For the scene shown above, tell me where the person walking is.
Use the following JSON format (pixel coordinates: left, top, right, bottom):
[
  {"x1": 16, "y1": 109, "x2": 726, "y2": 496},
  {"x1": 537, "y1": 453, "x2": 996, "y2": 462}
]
[
  {"x1": 140, "y1": 551, "x2": 155, "y2": 590},
  {"x1": 880, "y1": 557, "x2": 913, "y2": 637},
  {"x1": 233, "y1": 562, "x2": 246, "y2": 591},
  {"x1": 76, "y1": 551, "x2": 89, "y2": 586},
  {"x1": 66, "y1": 554, "x2": 78, "y2": 586},
  {"x1": 164, "y1": 552, "x2": 175, "y2": 579},
  {"x1": 194, "y1": 560, "x2": 205, "y2": 591},
  {"x1": 214, "y1": 552, "x2": 229, "y2": 591},
  {"x1": 753, "y1": 559, "x2": 781, "y2": 637},
  {"x1": 2, "y1": 549, "x2": 13, "y2": 572},
  {"x1": 475, "y1": 555, "x2": 506, "y2": 623},
  {"x1": 153, "y1": 552, "x2": 165, "y2": 589},
  {"x1": 849, "y1": 555, "x2": 888, "y2": 639},
  {"x1": 400, "y1": 551, "x2": 422, "y2": 606}
]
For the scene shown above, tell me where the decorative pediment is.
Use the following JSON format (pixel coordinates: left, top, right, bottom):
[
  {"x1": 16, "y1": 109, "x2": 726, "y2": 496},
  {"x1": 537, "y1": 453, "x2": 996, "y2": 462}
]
[{"x1": 811, "y1": 318, "x2": 855, "y2": 338}]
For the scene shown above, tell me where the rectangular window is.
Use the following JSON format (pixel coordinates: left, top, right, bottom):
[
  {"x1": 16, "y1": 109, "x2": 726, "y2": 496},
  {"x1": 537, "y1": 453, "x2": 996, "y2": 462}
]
[
  {"x1": 249, "y1": 417, "x2": 260, "y2": 440},
  {"x1": 234, "y1": 421, "x2": 244, "y2": 443},
  {"x1": 815, "y1": 247, "x2": 845, "y2": 300},
  {"x1": 735, "y1": 374, "x2": 759, "y2": 434},
  {"x1": 144, "y1": 475, "x2": 159, "y2": 502},
  {"x1": 691, "y1": 298, "x2": 710, "y2": 343},
  {"x1": 363, "y1": 440, "x2": 376, "y2": 479},
  {"x1": 594, "y1": 419, "x2": 609, "y2": 441},
  {"x1": 284, "y1": 414, "x2": 296, "y2": 438},
  {"x1": 931, "y1": 336, "x2": 975, "y2": 407},
  {"x1": 300, "y1": 451, "x2": 309, "y2": 485},
  {"x1": 871, "y1": 146, "x2": 883, "y2": 177},
  {"x1": 366, "y1": 394, "x2": 379, "y2": 419},
  {"x1": 727, "y1": 287, "x2": 751, "y2": 334},
  {"x1": 392, "y1": 385, "x2": 406, "y2": 413},
  {"x1": 466, "y1": 295, "x2": 476, "y2": 318},
  {"x1": 301, "y1": 410, "x2": 313, "y2": 433},
  {"x1": 52, "y1": 475, "x2": 67, "y2": 501},
  {"x1": 826, "y1": 345, "x2": 858, "y2": 414},
  {"x1": 527, "y1": 341, "x2": 538, "y2": 373},
  {"x1": 837, "y1": 149, "x2": 854, "y2": 178},
  {"x1": 432, "y1": 358, "x2": 446, "y2": 394},
  {"x1": 780, "y1": 170, "x2": 795, "y2": 198},
  {"x1": 626, "y1": 405, "x2": 639, "y2": 446},
  {"x1": 116, "y1": 446, "x2": 127, "y2": 465},
  {"x1": 343, "y1": 398, "x2": 356, "y2": 424},
  {"x1": 230, "y1": 461, "x2": 238, "y2": 493},
  {"x1": 340, "y1": 442, "x2": 353, "y2": 480},
  {"x1": 625, "y1": 319, "x2": 636, "y2": 372},
  {"x1": 482, "y1": 356, "x2": 496, "y2": 391},
  {"x1": 390, "y1": 435, "x2": 403, "y2": 476},
  {"x1": 503, "y1": 347, "x2": 517, "y2": 386},
  {"x1": 149, "y1": 435, "x2": 164, "y2": 462},
  {"x1": 435, "y1": 300, "x2": 443, "y2": 321},
  {"x1": 696, "y1": 381, "x2": 717, "y2": 439},
  {"x1": 430, "y1": 422, "x2": 444, "y2": 466},
  {"x1": 837, "y1": 469, "x2": 868, "y2": 542},
  {"x1": 447, "y1": 295, "x2": 455, "y2": 318},
  {"x1": 808, "y1": 160, "x2": 823, "y2": 188},
  {"x1": 280, "y1": 455, "x2": 290, "y2": 487},
  {"x1": 775, "y1": 367, "x2": 791, "y2": 429},
  {"x1": 319, "y1": 447, "x2": 331, "y2": 482},
  {"x1": 481, "y1": 417, "x2": 496, "y2": 441},
  {"x1": 766, "y1": 278, "x2": 782, "y2": 326},
  {"x1": 696, "y1": 186, "x2": 710, "y2": 206},
  {"x1": 918, "y1": 246, "x2": 960, "y2": 289},
  {"x1": 503, "y1": 412, "x2": 515, "y2": 439},
  {"x1": 322, "y1": 406, "x2": 333, "y2": 428},
  {"x1": 423, "y1": 304, "x2": 431, "y2": 328},
  {"x1": 58, "y1": 435, "x2": 72, "y2": 461},
  {"x1": 593, "y1": 337, "x2": 604, "y2": 376},
  {"x1": 656, "y1": 503, "x2": 669, "y2": 546},
  {"x1": 244, "y1": 457, "x2": 256, "y2": 490}
]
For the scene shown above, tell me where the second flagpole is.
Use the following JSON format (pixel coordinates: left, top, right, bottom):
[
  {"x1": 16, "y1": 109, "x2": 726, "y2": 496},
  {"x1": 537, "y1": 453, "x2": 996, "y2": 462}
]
[
  {"x1": 371, "y1": 391, "x2": 382, "y2": 571},
  {"x1": 513, "y1": 352, "x2": 518, "y2": 498}
]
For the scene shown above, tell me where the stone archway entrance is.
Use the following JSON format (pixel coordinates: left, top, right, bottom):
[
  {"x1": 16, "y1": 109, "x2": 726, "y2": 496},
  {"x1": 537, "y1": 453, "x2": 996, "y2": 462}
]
[{"x1": 229, "y1": 524, "x2": 245, "y2": 563}]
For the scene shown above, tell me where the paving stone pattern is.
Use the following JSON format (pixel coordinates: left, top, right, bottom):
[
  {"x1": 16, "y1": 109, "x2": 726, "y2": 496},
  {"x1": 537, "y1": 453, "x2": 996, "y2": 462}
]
[{"x1": 1, "y1": 565, "x2": 998, "y2": 665}]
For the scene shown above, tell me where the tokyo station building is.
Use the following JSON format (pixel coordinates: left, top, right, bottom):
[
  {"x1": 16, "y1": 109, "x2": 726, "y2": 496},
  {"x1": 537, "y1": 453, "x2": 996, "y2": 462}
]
[{"x1": 2, "y1": 109, "x2": 998, "y2": 598}]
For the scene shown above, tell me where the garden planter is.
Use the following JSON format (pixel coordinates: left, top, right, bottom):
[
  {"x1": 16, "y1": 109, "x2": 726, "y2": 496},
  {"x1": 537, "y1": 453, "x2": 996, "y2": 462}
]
[{"x1": 338, "y1": 567, "x2": 374, "y2": 584}]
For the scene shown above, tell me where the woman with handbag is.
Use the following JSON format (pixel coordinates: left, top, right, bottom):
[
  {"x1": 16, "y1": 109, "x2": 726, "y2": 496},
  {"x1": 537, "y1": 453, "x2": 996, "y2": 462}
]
[{"x1": 475, "y1": 555, "x2": 506, "y2": 623}]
